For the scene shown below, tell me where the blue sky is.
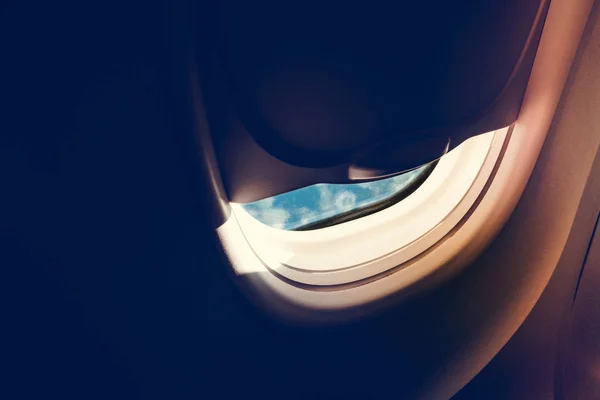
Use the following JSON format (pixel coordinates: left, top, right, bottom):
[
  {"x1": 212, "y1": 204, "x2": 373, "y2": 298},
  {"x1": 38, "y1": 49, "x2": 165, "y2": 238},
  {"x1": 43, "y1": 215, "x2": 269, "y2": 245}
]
[{"x1": 241, "y1": 164, "x2": 428, "y2": 230}]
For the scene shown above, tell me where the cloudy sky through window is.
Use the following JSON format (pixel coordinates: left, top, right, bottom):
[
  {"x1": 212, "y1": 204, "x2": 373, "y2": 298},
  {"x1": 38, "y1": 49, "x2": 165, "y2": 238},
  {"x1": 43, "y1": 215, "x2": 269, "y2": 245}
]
[{"x1": 241, "y1": 164, "x2": 430, "y2": 230}]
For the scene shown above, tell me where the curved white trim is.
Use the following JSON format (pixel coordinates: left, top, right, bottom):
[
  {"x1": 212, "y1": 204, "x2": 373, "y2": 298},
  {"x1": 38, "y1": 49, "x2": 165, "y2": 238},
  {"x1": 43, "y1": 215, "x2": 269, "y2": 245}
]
[
  {"x1": 217, "y1": 0, "x2": 594, "y2": 319},
  {"x1": 231, "y1": 128, "x2": 506, "y2": 286}
]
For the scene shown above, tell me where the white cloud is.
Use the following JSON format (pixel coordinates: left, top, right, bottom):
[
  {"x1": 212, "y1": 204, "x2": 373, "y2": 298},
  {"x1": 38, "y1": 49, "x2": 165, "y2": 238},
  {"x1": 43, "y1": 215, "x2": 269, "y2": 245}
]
[
  {"x1": 295, "y1": 206, "x2": 314, "y2": 225},
  {"x1": 296, "y1": 206, "x2": 312, "y2": 216},
  {"x1": 334, "y1": 190, "x2": 357, "y2": 212},
  {"x1": 258, "y1": 207, "x2": 291, "y2": 229},
  {"x1": 316, "y1": 186, "x2": 359, "y2": 220},
  {"x1": 357, "y1": 181, "x2": 388, "y2": 196},
  {"x1": 356, "y1": 182, "x2": 373, "y2": 190},
  {"x1": 255, "y1": 196, "x2": 275, "y2": 209},
  {"x1": 388, "y1": 169, "x2": 422, "y2": 192},
  {"x1": 317, "y1": 185, "x2": 334, "y2": 211},
  {"x1": 243, "y1": 196, "x2": 292, "y2": 229},
  {"x1": 245, "y1": 208, "x2": 260, "y2": 218}
]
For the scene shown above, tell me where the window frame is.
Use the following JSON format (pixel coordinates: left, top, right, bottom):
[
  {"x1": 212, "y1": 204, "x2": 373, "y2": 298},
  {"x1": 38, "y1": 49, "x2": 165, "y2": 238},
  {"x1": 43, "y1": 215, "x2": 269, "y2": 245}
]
[
  {"x1": 230, "y1": 128, "x2": 508, "y2": 287},
  {"x1": 214, "y1": 0, "x2": 591, "y2": 323}
]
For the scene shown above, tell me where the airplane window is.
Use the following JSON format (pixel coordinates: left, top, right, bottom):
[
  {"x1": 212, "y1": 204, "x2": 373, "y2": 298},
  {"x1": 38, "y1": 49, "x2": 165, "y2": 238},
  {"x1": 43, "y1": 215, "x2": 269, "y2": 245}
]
[
  {"x1": 240, "y1": 162, "x2": 436, "y2": 230},
  {"x1": 224, "y1": 127, "x2": 519, "y2": 302}
]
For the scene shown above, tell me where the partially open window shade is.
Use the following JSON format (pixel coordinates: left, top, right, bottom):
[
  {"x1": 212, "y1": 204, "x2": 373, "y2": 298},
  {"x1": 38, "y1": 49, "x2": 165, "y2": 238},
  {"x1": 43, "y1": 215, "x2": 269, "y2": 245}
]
[{"x1": 195, "y1": 0, "x2": 549, "y2": 202}]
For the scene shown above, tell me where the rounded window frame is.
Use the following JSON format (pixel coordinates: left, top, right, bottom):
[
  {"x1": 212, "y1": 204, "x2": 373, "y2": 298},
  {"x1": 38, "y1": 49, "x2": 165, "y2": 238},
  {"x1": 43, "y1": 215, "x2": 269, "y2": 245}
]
[
  {"x1": 216, "y1": 117, "x2": 533, "y2": 320},
  {"x1": 214, "y1": 0, "x2": 591, "y2": 321},
  {"x1": 230, "y1": 128, "x2": 509, "y2": 287}
]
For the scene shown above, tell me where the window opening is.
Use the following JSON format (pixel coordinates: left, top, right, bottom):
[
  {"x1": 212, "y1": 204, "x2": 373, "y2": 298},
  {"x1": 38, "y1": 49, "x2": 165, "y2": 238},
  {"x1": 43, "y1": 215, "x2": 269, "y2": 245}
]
[{"x1": 240, "y1": 161, "x2": 436, "y2": 231}]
